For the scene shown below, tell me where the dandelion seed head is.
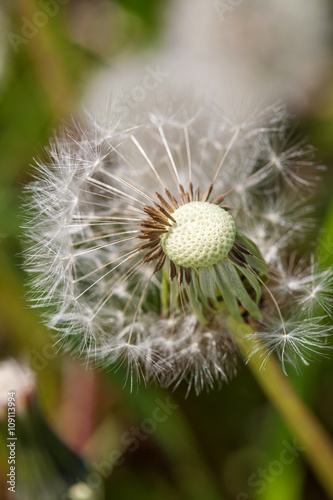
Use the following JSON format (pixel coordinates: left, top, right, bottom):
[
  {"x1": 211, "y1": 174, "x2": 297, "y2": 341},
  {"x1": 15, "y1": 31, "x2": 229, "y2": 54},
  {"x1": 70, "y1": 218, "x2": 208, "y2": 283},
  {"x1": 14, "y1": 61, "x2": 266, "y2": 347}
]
[
  {"x1": 160, "y1": 202, "x2": 236, "y2": 268},
  {"x1": 0, "y1": 360, "x2": 36, "y2": 418},
  {"x1": 23, "y1": 92, "x2": 332, "y2": 393},
  {"x1": 164, "y1": 0, "x2": 330, "y2": 110}
]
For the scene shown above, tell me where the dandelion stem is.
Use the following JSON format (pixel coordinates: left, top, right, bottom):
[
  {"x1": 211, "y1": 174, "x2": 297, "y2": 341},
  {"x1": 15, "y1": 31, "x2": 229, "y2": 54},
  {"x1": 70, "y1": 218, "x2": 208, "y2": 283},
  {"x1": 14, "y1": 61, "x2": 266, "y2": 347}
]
[{"x1": 228, "y1": 317, "x2": 333, "y2": 499}]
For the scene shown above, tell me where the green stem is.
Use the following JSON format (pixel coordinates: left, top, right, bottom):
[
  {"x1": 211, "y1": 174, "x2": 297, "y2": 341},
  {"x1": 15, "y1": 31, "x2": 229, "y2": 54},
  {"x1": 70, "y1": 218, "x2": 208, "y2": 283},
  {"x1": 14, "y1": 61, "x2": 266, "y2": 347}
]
[{"x1": 227, "y1": 317, "x2": 333, "y2": 500}]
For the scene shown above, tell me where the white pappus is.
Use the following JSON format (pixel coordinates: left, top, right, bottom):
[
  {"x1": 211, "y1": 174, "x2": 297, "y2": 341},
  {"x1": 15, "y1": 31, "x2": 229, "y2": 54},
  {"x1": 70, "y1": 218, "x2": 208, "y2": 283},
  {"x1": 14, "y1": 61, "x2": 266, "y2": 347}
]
[{"x1": 23, "y1": 93, "x2": 332, "y2": 394}]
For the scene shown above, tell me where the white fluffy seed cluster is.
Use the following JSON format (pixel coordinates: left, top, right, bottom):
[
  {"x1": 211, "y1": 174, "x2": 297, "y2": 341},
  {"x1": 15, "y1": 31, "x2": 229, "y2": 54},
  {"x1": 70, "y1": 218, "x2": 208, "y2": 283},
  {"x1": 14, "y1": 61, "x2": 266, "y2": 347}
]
[
  {"x1": 24, "y1": 94, "x2": 332, "y2": 393},
  {"x1": 161, "y1": 202, "x2": 236, "y2": 268}
]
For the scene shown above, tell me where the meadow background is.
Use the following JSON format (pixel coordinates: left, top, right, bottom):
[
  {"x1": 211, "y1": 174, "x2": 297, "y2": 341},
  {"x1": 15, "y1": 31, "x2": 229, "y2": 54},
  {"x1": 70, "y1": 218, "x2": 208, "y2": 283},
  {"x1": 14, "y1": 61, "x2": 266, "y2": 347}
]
[{"x1": 1, "y1": 1, "x2": 333, "y2": 499}]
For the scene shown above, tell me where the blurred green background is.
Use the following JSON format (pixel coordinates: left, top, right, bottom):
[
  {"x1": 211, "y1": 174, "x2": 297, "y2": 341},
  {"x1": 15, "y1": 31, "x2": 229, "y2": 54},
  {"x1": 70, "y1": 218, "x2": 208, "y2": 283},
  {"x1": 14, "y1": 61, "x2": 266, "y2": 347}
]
[{"x1": 0, "y1": 1, "x2": 333, "y2": 499}]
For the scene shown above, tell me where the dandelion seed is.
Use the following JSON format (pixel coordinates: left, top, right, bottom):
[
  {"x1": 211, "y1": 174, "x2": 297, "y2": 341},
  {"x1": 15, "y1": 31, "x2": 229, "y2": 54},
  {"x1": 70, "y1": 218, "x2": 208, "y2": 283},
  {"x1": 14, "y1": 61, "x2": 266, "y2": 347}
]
[
  {"x1": 272, "y1": 256, "x2": 333, "y2": 318},
  {"x1": 251, "y1": 317, "x2": 332, "y2": 374},
  {"x1": 23, "y1": 95, "x2": 332, "y2": 393}
]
